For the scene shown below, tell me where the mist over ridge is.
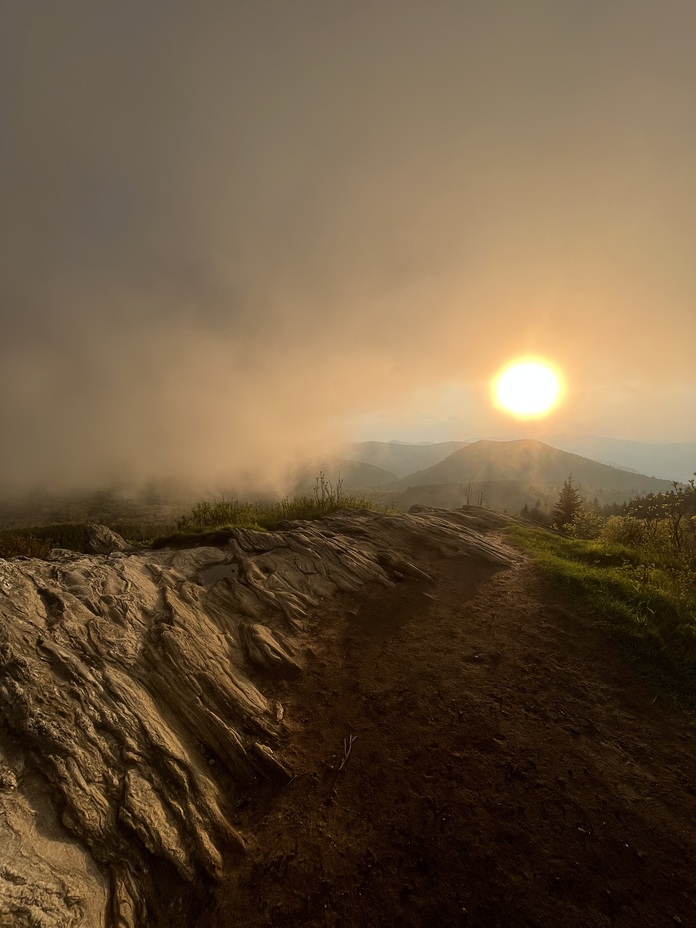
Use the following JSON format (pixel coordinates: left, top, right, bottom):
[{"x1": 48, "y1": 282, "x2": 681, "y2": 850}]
[{"x1": 2, "y1": 1, "x2": 695, "y2": 495}]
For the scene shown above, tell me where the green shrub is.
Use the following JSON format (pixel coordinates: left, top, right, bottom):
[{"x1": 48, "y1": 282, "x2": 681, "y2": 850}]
[
  {"x1": 602, "y1": 515, "x2": 647, "y2": 547},
  {"x1": 566, "y1": 508, "x2": 606, "y2": 540},
  {"x1": 157, "y1": 473, "x2": 379, "y2": 547}
]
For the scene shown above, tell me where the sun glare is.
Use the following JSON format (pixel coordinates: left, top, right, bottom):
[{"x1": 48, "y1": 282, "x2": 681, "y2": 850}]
[{"x1": 493, "y1": 359, "x2": 563, "y2": 418}]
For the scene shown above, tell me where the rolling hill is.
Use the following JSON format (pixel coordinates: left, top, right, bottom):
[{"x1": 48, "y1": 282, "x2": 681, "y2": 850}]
[
  {"x1": 391, "y1": 440, "x2": 677, "y2": 509},
  {"x1": 292, "y1": 458, "x2": 397, "y2": 491},
  {"x1": 345, "y1": 441, "x2": 468, "y2": 477}
]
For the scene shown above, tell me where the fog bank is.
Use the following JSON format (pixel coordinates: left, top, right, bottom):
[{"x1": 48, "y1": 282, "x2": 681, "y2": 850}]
[{"x1": 2, "y1": 1, "x2": 695, "y2": 493}]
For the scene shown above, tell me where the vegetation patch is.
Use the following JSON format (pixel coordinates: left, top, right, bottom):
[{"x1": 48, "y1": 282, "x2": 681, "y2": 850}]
[
  {"x1": 0, "y1": 475, "x2": 380, "y2": 556},
  {"x1": 507, "y1": 524, "x2": 696, "y2": 710},
  {"x1": 0, "y1": 520, "x2": 178, "y2": 556},
  {"x1": 150, "y1": 527, "x2": 246, "y2": 551},
  {"x1": 0, "y1": 523, "x2": 90, "y2": 557},
  {"x1": 152, "y1": 473, "x2": 380, "y2": 549}
]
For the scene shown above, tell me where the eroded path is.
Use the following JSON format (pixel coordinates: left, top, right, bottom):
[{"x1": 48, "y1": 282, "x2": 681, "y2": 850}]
[{"x1": 203, "y1": 528, "x2": 696, "y2": 928}]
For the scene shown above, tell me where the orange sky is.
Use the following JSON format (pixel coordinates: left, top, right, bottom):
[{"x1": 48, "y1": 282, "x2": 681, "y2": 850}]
[{"x1": 1, "y1": 1, "x2": 695, "y2": 491}]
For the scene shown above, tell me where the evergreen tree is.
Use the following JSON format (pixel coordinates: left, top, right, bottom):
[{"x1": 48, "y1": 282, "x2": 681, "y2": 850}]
[
  {"x1": 554, "y1": 473, "x2": 582, "y2": 529},
  {"x1": 528, "y1": 499, "x2": 550, "y2": 526}
]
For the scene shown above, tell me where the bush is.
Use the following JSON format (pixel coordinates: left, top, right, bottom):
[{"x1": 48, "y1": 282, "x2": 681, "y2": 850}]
[
  {"x1": 627, "y1": 478, "x2": 696, "y2": 570},
  {"x1": 602, "y1": 515, "x2": 646, "y2": 547},
  {"x1": 566, "y1": 509, "x2": 606, "y2": 540}
]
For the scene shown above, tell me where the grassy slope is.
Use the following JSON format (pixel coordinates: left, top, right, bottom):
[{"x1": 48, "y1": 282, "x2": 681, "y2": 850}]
[
  {"x1": 151, "y1": 493, "x2": 380, "y2": 548},
  {"x1": 506, "y1": 525, "x2": 696, "y2": 711},
  {"x1": 0, "y1": 493, "x2": 381, "y2": 555}
]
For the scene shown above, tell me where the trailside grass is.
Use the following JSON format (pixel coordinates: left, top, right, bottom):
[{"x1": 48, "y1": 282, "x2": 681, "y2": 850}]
[
  {"x1": 0, "y1": 520, "x2": 179, "y2": 556},
  {"x1": 0, "y1": 475, "x2": 382, "y2": 555},
  {"x1": 506, "y1": 525, "x2": 696, "y2": 711},
  {"x1": 0, "y1": 497, "x2": 382, "y2": 556},
  {"x1": 151, "y1": 492, "x2": 379, "y2": 548}
]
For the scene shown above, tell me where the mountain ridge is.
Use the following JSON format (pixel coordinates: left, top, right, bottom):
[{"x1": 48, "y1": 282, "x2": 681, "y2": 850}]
[
  {"x1": 393, "y1": 439, "x2": 678, "y2": 496},
  {"x1": 345, "y1": 441, "x2": 468, "y2": 477}
]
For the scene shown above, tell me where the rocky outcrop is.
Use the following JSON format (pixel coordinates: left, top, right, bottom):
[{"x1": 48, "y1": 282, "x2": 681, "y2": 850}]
[
  {"x1": 84, "y1": 523, "x2": 130, "y2": 555},
  {"x1": 0, "y1": 507, "x2": 513, "y2": 928},
  {"x1": 239, "y1": 623, "x2": 302, "y2": 674}
]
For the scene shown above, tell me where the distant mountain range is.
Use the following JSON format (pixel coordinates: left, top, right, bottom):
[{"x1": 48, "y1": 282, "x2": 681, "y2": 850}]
[
  {"x1": 392, "y1": 440, "x2": 675, "y2": 493},
  {"x1": 344, "y1": 440, "x2": 468, "y2": 477},
  {"x1": 328, "y1": 439, "x2": 682, "y2": 512},
  {"x1": 544, "y1": 436, "x2": 696, "y2": 482},
  {"x1": 346, "y1": 436, "x2": 695, "y2": 483},
  {"x1": 2, "y1": 437, "x2": 689, "y2": 527}
]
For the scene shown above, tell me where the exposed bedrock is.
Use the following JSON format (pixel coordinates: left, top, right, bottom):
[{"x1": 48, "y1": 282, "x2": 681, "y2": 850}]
[{"x1": 0, "y1": 507, "x2": 513, "y2": 928}]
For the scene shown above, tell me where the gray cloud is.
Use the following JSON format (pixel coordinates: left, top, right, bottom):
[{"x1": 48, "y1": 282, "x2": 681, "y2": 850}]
[{"x1": 1, "y1": 0, "x2": 695, "y2": 492}]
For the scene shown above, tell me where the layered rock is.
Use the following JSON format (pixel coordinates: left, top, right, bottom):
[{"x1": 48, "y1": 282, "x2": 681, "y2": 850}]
[{"x1": 0, "y1": 507, "x2": 512, "y2": 928}]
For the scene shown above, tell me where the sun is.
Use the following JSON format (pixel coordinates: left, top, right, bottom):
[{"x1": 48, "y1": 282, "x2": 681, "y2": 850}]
[{"x1": 493, "y1": 359, "x2": 563, "y2": 418}]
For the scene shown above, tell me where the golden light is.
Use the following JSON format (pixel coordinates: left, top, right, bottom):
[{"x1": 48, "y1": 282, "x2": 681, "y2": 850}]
[{"x1": 492, "y1": 359, "x2": 563, "y2": 418}]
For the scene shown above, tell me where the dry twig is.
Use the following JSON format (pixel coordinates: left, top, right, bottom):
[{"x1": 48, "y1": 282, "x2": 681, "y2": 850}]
[{"x1": 338, "y1": 734, "x2": 357, "y2": 772}]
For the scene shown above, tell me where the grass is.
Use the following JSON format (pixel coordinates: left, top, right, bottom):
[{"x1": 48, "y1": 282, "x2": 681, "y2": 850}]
[
  {"x1": 506, "y1": 525, "x2": 696, "y2": 711},
  {"x1": 0, "y1": 523, "x2": 90, "y2": 557},
  {"x1": 0, "y1": 520, "x2": 178, "y2": 557},
  {"x1": 152, "y1": 496, "x2": 377, "y2": 549},
  {"x1": 151, "y1": 474, "x2": 380, "y2": 548},
  {"x1": 0, "y1": 475, "x2": 380, "y2": 556},
  {"x1": 0, "y1": 495, "x2": 379, "y2": 556}
]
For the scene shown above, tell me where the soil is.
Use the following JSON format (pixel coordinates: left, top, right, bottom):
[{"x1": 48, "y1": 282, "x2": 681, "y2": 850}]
[{"x1": 198, "y1": 529, "x2": 696, "y2": 928}]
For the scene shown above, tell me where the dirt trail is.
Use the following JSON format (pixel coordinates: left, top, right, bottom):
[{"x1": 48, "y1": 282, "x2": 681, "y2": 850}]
[{"x1": 200, "y1": 529, "x2": 696, "y2": 928}]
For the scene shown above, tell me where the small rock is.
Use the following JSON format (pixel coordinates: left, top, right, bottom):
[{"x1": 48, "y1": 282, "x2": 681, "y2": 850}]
[
  {"x1": 47, "y1": 548, "x2": 77, "y2": 560},
  {"x1": 0, "y1": 761, "x2": 18, "y2": 790},
  {"x1": 84, "y1": 523, "x2": 130, "y2": 554}
]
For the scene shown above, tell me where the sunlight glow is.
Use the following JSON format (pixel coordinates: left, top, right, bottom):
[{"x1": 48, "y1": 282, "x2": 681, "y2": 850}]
[{"x1": 493, "y1": 359, "x2": 563, "y2": 418}]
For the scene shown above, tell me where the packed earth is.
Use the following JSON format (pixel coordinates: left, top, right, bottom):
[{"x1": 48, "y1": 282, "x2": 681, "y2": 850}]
[
  {"x1": 202, "y1": 513, "x2": 695, "y2": 928},
  {"x1": 0, "y1": 508, "x2": 693, "y2": 927}
]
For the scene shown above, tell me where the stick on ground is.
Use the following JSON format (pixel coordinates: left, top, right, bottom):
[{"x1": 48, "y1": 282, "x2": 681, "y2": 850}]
[{"x1": 338, "y1": 734, "x2": 357, "y2": 772}]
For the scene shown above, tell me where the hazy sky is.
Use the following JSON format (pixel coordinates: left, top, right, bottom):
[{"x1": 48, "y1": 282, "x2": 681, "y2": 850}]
[{"x1": 2, "y1": 1, "x2": 695, "y2": 491}]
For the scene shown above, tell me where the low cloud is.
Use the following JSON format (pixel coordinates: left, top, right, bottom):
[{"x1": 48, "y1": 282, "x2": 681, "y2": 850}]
[{"x1": 2, "y1": 2, "x2": 695, "y2": 494}]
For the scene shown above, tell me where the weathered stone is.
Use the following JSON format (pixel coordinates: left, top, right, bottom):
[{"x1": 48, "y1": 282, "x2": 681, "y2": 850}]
[
  {"x1": 0, "y1": 507, "x2": 512, "y2": 927},
  {"x1": 84, "y1": 523, "x2": 130, "y2": 554},
  {"x1": 239, "y1": 623, "x2": 302, "y2": 674}
]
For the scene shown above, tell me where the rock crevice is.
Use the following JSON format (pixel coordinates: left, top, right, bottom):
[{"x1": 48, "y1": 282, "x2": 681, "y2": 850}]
[{"x1": 0, "y1": 507, "x2": 513, "y2": 927}]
